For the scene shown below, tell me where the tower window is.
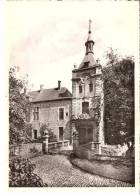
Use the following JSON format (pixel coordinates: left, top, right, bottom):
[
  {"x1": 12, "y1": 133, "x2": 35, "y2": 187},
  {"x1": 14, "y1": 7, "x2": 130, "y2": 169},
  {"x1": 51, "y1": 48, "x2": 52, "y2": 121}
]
[
  {"x1": 33, "y1": 107, "x2": 39, "y2": 120},
  {"x1": 89, "y1": 83, "x2": 93, "y2": 92},
  {"x1": 83, "y1": 61, "x2": 89, "y2": 68},
  {"x1": 82, "y1": 102, "x2": 89, "y2": 114},
  {"x1": 79, "y1": 85, "x2": 82, "y2": 93},
  {"x1": 59, "y1": 108, "x2": 64, "y2": 120}
]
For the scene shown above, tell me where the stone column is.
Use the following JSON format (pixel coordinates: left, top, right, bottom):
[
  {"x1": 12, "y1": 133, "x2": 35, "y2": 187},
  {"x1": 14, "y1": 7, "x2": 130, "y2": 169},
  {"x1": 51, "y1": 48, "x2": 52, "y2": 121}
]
[
  {"x1": 42, "y1": 129, "x2": 49, "y2": 154},
  {"x1": 73, "y1": 130, "x2": 79, "y2": 153}
]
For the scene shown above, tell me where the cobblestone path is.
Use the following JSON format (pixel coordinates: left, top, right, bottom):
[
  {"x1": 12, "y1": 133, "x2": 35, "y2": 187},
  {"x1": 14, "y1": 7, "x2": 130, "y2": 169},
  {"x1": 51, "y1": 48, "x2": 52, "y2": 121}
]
[{"x1": 31, "y1": 154, "x2": 132, "y2": 187}]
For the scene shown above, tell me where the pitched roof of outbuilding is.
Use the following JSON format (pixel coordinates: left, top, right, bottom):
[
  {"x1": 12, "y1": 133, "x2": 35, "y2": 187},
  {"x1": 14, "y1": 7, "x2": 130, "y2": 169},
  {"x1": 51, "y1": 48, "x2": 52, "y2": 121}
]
[{"x1": 27, "y1": 87, "x2": 72, "y2": 103}]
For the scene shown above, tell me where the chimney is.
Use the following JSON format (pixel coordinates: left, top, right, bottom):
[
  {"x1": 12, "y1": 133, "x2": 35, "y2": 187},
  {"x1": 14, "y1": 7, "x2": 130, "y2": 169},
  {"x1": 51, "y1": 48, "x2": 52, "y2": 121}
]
[
  {"x1": 40, "y1": 84, "x2": 44, "y2": 92},
  {"x1": 58, "y1": 80, "x2": 61, "y2": 90}
]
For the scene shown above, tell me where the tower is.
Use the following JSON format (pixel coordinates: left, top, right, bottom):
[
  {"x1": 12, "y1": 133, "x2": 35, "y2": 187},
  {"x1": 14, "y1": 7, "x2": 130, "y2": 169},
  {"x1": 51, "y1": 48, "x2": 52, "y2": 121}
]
[{"x1": 72, "y1": 20, "x2": 104, "y2": 157}]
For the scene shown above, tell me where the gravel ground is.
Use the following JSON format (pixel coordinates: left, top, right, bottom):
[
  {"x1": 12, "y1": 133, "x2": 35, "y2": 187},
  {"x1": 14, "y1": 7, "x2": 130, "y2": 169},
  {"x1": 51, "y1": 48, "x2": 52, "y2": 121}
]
[{"x1": 31, "y1": 154, "x2": 133, "y2": 187}]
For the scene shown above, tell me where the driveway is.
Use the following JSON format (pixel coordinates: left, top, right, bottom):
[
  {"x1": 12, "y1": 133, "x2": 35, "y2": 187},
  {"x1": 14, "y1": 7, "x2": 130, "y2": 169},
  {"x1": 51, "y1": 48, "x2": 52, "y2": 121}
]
[{"x1": 31, "y1": 154, "x2": 132, "y2": 187}]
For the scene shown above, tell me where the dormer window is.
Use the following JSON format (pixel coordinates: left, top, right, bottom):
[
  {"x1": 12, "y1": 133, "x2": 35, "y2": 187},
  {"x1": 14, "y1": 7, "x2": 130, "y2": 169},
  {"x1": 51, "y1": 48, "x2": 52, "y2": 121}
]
[
  {"x1": 79, "y1": 85, "x2": 82, "y2": 93},
  {"x1": 89, "y1": 83, "x2": 93, "y2": 92},
  {"x1": 83, "y1": 61, "x2": 89, "y2": 68}
]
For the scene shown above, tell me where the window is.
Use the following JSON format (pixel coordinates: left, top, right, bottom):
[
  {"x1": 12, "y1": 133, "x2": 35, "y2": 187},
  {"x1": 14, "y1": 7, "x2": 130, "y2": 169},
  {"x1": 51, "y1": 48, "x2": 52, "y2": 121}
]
[
  {"x1": 82, "y1": 102, "x2": 89, "y2": 114},
  {"x1": 89, "y1": 83, "x2": 93, "y2": 92},
  {"x1": 79, "y1": 85, "x2": 82, "y2": 93},
  {"x1": 33, "y1": 129, "x2": 38, "y2": 139},
  {"x1": 88, "y1": 128, "x2": 92, "y2": 134},
  {"x1": 83, "y1": 61, "x2": 89, "y2": 68},
  {"x1": 59, "y1": 108, "x2": 64, "y2": 120},
  {"x1": 33, "y1": 107, "x2": 39, "y2": 120},
  {"x1": 66, "y1": 112, "x2": 68, "y2": 116},
  {"x1": 59, "y1": 127, "x2": 63, "y2": 140}
]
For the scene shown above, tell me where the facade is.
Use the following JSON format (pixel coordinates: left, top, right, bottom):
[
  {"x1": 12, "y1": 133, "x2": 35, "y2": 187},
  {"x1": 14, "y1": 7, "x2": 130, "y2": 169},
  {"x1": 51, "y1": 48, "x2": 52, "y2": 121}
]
[
  {"x1": 72, "y1": 20, "x2": 104, "y2": 157},
  {"x1": 26, "y1": 81, "x2": 72, "y2": 142}
]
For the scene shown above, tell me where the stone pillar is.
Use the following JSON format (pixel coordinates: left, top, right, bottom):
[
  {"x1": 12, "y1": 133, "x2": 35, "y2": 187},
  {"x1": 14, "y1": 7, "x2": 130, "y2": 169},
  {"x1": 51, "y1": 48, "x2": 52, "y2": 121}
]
[
  {"x1": 71, "y1": 122, "x2": 76, "y2": 145},
  {"x1": 96, "y1": 143, "x2": 101, "y2": 155},
  {"x1": 73, "y1": 130, "x2": 79, "y2": 153},
  {"x1": 42, "y1": 129, "x2": 49, "y2": 154}
]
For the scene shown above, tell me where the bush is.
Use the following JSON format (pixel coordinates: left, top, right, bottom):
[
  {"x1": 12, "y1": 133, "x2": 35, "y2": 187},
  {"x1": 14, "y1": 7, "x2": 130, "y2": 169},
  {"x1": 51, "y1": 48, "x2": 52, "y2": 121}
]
[
  {"x1": 30, "y1": 147, "x2": 39, "y2": 154},
  {"x1": 40, "y1": 123, "x2": 57, "y2": 143},
  {"x1": 9, "y1": 157, "x2": 48, "y2": 187}
]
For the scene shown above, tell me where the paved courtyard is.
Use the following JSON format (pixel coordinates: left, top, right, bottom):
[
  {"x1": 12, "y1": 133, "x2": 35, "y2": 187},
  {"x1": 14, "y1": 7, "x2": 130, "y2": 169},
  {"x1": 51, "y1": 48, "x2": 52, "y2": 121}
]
[{"x1": 31, "y1": 154, "x2": 132, "y2": 187}]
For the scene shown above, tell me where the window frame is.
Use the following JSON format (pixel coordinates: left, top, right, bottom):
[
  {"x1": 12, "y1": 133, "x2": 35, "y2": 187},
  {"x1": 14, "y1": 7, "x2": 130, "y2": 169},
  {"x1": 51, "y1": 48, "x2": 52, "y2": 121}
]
[
  {"x1": 59, "y1": 107, "x2": 64, "y2": 120},
  {"x1": 33, "y1": 107, "x2": 39, "y2": 121},
  {"x1": 33, "y1": 129, "x2": 38, "y2": 139},
  {"x1": 89, "y1": 83, "x2": 93, "y2": 92},
  {"x1": 79, "y1": 85, "x2": 82, "y2": 93},
  {"x1": 82, "y1": 101, "x2": 89, "y2": 114}
]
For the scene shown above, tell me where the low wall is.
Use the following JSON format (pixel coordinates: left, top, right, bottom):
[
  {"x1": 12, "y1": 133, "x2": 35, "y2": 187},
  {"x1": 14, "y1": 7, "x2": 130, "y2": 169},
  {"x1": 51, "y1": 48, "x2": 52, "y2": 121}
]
[
  {"x1": 9, "y1": 140, "x2": 70, "y2": 157},
  {"x1": 73, "y1": 143, "x2": 128, "y2": 160},
  {"x1": 9, "y1": 143, "x2": 42, "y2": 157}
]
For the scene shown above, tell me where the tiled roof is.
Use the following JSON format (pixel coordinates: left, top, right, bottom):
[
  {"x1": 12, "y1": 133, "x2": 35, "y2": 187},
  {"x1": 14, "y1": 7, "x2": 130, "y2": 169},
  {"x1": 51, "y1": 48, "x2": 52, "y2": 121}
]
[
  {"x1": 27, "y1": 87, "x2": 72, "y2": 103},
  {"x1": 78, "y1": 53, "x2": 96, "y2": 69}
]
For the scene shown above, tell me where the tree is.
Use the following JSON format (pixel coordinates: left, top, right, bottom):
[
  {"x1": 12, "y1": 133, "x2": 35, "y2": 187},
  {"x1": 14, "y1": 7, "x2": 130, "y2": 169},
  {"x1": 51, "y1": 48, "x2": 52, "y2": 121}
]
[
  {"x1": 103, "y1": 48, "x2": 134, "y2": 150},
  {"x1": 9, "y1": 66, "x2": 32, "y2": 144}
]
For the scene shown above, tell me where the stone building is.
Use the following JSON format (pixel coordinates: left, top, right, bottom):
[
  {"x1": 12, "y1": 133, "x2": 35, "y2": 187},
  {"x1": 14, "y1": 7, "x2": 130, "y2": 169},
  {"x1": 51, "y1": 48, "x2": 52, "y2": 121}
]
[
  {"x1": 26, "y1": 81, "x2": 72, "y2": 142},
  {"x1": 72, "y1": 20, "x2": 104, "y2": 158}
]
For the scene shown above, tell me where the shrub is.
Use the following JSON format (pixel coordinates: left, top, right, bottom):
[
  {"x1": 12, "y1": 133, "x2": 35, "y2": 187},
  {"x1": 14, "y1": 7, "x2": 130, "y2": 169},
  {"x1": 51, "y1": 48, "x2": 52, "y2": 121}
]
[
  {"x1": 9, "y1": 157, "x2": 47, "y2": 187},
  {"x1": 30, "y1": 147, "x2": 39, "y2": 154},
  {"x1": 40, "y1": 123, "x2": 57, "y2": 143}
]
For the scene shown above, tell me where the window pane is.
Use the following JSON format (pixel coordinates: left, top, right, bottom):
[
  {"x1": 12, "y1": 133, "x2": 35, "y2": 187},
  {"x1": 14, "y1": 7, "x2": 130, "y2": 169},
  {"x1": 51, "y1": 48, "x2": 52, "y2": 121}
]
[
  {"x1": 79, "y1": 85, "x2": 82, "y2": 93},
  {"x1": 89, "y1": 83, "x2": 93, "y2": 92},
  {"x1": 82, "y1": 102, "x2": 89, "y2": 114},
  {"x1": 33, "y1": 129, "x2": 38, "y2": 139},
  {"x1": 59, "y1": 108, "x2": 64, "y2": 120}
]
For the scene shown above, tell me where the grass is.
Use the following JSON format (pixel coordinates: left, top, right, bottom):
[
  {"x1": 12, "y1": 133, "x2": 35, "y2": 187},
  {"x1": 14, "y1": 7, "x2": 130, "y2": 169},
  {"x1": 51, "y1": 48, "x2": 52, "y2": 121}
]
[{"x1": 70, "y1": 155, "x2": 135, "y2": 184}]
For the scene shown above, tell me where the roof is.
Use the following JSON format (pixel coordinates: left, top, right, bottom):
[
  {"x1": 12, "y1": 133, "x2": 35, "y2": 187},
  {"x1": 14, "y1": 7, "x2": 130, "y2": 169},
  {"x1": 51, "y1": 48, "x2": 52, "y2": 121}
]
[
  {"x1": 78, "y1": 52, "x2": 96, "y2": 69},
  {"x1": 27, "y1": 87, "x2": 72, "y2": 103}
]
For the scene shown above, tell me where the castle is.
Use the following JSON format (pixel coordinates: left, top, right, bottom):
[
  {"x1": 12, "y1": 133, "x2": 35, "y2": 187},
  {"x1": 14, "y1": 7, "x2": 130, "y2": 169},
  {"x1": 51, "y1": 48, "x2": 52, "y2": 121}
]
[{"x1": 26, "y1": 20, "x2": 104, "y2": 156}]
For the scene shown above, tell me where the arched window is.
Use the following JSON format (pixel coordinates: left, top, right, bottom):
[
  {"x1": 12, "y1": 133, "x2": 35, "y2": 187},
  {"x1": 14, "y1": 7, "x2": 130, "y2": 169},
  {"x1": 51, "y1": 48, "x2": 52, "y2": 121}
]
[{"x1": 82, "y1": 102, "x2": 89, "y2": 114}]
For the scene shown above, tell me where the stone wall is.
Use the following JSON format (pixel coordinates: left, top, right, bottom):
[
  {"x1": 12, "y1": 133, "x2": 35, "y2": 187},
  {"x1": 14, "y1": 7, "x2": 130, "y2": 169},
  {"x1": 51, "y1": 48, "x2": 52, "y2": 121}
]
[{"x1": 30, "y1": 99, "x2": 72, "y2": 141}]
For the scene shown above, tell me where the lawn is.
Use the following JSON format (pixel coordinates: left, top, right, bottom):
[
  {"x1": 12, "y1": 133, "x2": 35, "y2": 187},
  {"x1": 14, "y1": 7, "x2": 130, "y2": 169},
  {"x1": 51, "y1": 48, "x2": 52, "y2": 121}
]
[{"x1": 71, "y1": 156, "x2": 134, "y2": 184}]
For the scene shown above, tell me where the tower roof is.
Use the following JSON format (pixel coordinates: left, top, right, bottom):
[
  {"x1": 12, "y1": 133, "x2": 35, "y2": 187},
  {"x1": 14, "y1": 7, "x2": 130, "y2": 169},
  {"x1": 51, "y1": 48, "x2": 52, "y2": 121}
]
[
  {"x1": 78, "y1": 53, "x2": 96, "y2": 69},
  {"x1": 78, "y1": 20, "x2": 96, "y2": 69}
]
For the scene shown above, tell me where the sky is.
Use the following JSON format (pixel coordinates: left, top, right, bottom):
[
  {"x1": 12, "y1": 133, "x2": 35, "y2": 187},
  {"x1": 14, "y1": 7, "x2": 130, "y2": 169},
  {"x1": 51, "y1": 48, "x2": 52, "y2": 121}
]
[{"x1": 7, "y1": 1, "x2": 139, "y2": 92}]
